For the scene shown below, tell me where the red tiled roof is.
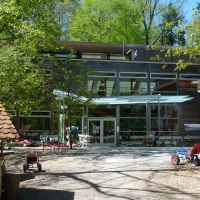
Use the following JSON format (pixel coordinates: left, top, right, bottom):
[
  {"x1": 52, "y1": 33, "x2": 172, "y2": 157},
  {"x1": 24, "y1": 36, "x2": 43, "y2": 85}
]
[{"x1": 0, "y1": 102, "x2": 20, "y2": 139}]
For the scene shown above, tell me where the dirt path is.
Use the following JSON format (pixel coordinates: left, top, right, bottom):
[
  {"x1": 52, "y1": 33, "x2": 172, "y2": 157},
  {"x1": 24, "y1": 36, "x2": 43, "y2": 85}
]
[{"x1": 4, "y1": 146, "x2": 200, "y2": 200}]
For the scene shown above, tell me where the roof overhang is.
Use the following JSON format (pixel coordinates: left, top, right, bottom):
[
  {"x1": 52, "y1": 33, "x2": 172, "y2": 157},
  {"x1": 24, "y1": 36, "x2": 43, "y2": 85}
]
[
  {"x1": 93, "y1": 95, "x2": 193, "y2": 105},
  {"x1": 52, "y1": 90, "x2": 193, "y2": 105}
]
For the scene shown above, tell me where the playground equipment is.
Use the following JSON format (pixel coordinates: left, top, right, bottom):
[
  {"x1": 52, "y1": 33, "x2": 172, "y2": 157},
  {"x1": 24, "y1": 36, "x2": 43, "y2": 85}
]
[
  {"x1": 171, "y1": 145, "x2": 200, "y2": 166},
  {"x1": 23, "y1": 150, "x2": 42, "y2": 172}
]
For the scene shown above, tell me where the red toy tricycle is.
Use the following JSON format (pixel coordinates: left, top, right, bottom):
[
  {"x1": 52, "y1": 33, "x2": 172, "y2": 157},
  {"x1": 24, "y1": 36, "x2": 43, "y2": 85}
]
[{"x1": 23, "y1": 150, "x2": 42, "y2": 172}]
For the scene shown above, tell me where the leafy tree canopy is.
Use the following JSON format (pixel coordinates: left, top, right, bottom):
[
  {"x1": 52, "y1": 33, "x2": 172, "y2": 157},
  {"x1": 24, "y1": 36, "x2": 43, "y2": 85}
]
[
  {"x1": 154, "y1": 8, "x2": 200, "y2": 70},
  {"x1": 68, "y1": 0, "x2": 185, "y2": 46},
  {"x1": 132, "y1": 0, "x2": 185, "y2": 45},
  {"x1": 0, "y1": 0, "x2": 64, "y2": 112},
  {"x1": 68, "y1": 0, "x2": 144, "y2": 44}
]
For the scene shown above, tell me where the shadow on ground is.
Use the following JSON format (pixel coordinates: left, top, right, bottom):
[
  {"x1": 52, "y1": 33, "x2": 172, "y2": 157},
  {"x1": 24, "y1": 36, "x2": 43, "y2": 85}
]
[{"x1": 18, "y1": 188, "x2": 74, "y2": 200}]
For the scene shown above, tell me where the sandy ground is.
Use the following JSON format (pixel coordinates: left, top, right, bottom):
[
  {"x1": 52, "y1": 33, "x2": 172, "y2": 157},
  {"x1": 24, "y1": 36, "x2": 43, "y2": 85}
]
[{"x1": 3, "y1": 146, "x2": 200, "y2": 200}]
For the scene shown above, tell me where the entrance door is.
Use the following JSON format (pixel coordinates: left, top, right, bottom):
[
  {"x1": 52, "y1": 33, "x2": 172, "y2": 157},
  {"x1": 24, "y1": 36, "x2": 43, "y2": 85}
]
[{"x1": 88, "y1": 118, "x2": 116, "y2": 146}]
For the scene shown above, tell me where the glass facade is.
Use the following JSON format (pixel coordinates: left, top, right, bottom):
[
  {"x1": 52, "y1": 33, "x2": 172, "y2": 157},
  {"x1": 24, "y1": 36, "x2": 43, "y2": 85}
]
[
  {"x1": 120, "y1": 72, "x2": 147, "y2": 96},
  {"x1": 88, "y1": 71, "x2": 116, "y2": 97},
  {"x1": 150, "y1": 73, "x2": 177, "y2": 95},
  {"x1": 89, "y1": 105, "x2": 116, "y2": 117},
  {"x1": 120, "y1": 104, "x2": 146, "y2": 144},
  {"x1": 19, "y1": 111, "x2": 51, "y2": 139},
  {"x1": 87, "y1": 70, "x2": 182, "y2": 146},
  {"x1": 11, "y1": 42, "x2": 200, "y2": 147},
  {"x1": 151, "y1": 104, "x2": 178, "y2": 133}
]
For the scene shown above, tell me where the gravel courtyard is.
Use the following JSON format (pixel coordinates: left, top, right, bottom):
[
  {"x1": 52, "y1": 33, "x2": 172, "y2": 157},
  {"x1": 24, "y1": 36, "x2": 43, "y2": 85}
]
[{"x1": 4, "y1": 146, "x2": 200, "y2": 200}]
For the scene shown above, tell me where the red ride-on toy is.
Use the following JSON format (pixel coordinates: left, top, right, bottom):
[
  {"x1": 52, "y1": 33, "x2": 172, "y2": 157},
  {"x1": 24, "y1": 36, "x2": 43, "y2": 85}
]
[{"x1": 23, "y1": 150, "x2": 42, "y2": 172}]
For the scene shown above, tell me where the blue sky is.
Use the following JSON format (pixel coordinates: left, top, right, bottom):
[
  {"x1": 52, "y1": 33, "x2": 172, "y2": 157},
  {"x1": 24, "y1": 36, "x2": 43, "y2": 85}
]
[{"x1": 184, "y1": 0, "x2": 199, "y2": 21}]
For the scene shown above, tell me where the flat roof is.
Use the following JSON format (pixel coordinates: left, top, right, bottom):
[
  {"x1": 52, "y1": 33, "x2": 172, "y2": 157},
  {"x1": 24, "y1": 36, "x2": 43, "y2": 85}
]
[
  {"x1": 55, "y1": 40, "x2": 172, "y2": 54},
  {"x1": 93, "y1": 95, "x2": 193, "y2": 105}
]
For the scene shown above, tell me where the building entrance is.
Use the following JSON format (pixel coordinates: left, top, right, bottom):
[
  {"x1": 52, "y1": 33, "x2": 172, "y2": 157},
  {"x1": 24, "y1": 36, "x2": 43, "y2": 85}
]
[{"x1": 88, "y1": 118, "x2": 116, "y2": 146}]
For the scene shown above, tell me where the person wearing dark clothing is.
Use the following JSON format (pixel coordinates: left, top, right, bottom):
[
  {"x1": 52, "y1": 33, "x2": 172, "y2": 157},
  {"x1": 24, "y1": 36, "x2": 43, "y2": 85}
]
[{"x1": 46, "y1": 135, "x2": 50, "y2": 142}]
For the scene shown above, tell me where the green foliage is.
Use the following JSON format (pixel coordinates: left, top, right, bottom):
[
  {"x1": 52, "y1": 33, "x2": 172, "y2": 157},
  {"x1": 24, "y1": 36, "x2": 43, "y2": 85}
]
[
  {"x1": 0, "y1": 42, "x2": 43, "y2": 112},
  {"x1": 154, "y1": 8, "x2": 200, "y2": 70},
  {"x1": 68, "y1": 0, "x2": 144, "y2": 44},
  {"x1": 134, "y1": 0, "x2": 185, "y2": 45},
  {"x1": 43, "y1": 55, "x2": 93, "y2": 125},
  {"x1": 159, "y1": 2, "x2": 185, "y2": 46},
  {"x1": 68, "y1": 0, "x2": 185, "y2": 46},
  {"x1": 0, "y1": 0, "x2": 64, "y2": 112},
  {"x1": 0, "y1": 0, "x2": 62, "y2": 42}
]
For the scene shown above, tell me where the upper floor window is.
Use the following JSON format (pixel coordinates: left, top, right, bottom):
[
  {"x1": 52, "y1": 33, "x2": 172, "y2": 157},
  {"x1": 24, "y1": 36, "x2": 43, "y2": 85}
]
[
  {"x1": 180, "y1": 74, "x2": 200, "y2": 80},
  {"x1": 150, "y1": 73, "x2": 177, "y2": 95},
  {"x1": 88, "y1": 71, "x2": 116, "y2": 77},
  {"x1": 82, "y1": 53, "x2": 104, "y2": 60},
  {"x1": 88, "y1": 71, "x2": 116, "y2": 97},
  {"x1": 119, "y1": 72, "x2": 147, "y2": 96},
  {"x1": 179, "y1": 74, "x2": 200, "y2": 95}
]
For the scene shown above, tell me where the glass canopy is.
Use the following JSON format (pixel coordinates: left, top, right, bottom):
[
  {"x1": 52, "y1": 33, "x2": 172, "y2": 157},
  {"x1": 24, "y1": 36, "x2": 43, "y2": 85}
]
[{"x1": 93, "y1": 95, "x2": 193, "y2": 105}]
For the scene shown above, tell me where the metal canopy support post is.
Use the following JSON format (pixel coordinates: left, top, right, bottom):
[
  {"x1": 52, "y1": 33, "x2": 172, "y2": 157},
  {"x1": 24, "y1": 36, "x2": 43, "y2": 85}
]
[
  {"x1": 55, "y1": 96, "x2": 67, "y2": 144},
  {"x1": 146, "y1": 102, "x2": 148, "y2": 131},
  {"x1": 59, "y1": 104, "x2": 65, "y2": 144},
  {"x1": 116, "y1": 105, "x2": 120, "y2": 146},
  {"x1": 158, "y1": 94, "x2": 161, "y2": 146},
  {"x1": 146, "y1": 101, "x2": 151, "y2": 133},
  {"x1": 82, "y1": 106, "x2": 88, "y2": 135},
  {"x1": 146, "y1": 101, "x2": 148, "y2": 147}
]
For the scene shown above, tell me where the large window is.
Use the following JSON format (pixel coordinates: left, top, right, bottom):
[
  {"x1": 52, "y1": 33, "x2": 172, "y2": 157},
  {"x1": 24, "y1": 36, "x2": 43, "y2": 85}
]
[
  {"x1": 20, "y1": 117, "x2": 50, "y2": 130},
  {"x1": 88, "y1": 71, "x2": 116, "y2": 97},
  {"x1": 120, "y1": 118, "x2": 146, "y2": 132},
  {"x1": 120, "y1": 105, "x2": 146, "y2": 117},
  {"x1": 119, "y1": 72, "x2": 147, "y2": 96},
  {"x1": 151, "y1": 104, "x2": 178, "y2": 134},
  {"x1": 82, "y1": 52, "x2": 104, "y2": 60},
  {"x1": 88, "y1": 105, "x2": 116, "y2": 117},
  {"x1": 179, "y1": 73, "x2": 200, "y2": 95},
  {"x1": 20, "y1": 111, "x2": 51, "y2": 131},
  {"x1": 120, "y1": 118, "x2": 146, "y2": 146},
  {"x1": 120, "y1": 104, "x2": 146, "y2": 131},
  {"x1": 150, "y1": 73, "x2": 177, "y2": 95}
]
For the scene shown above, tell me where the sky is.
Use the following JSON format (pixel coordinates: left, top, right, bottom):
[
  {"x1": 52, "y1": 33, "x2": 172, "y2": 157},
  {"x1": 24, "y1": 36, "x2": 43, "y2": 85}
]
[{"x1": 184, "y1": 0, "x2": 199, "y2": 21}]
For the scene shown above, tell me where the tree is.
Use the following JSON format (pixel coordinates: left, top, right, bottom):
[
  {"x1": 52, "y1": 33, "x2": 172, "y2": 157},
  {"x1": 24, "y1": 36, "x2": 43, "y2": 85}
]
[
  {"x1": 159, "y1": 2, "x2": 185, "y2": 46},
  {"x1": 0, "y1": 0, "x2": 64, "y2": 112},
  {"x1": 68, "y1": 0, "x2": 144, "y2": 44},
  {"x1": 45, "y1": 55, "x2": 93, "y2": 148},
  {"x1": 68, "y1": 0, "x2": 185, "y2": 46},
  {"x1": 162, "y1": 8, "x2": 200, "y2": 70},
  {"x1": 133, "y1": 0, "x2": 185, "y2": 45},
  {"x1": 52, "y1": 0, "x2": 82, "y2": 40},
  {"x1": 43, "y1": 55, "x2": 92, "y2": 108},
  {"x1": 133, "y1": 0, "x2": 161, "y2": 45}
]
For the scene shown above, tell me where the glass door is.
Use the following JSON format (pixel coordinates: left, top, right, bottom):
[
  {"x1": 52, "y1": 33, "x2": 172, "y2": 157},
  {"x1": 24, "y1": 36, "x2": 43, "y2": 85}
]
[
  {"x1": 103, "y1": 120, "x2": 115, "y2": 144},
  {"x1": 88, "y1": 120, "x2": 100, "y2": 144},
  {"x1": 88, "y1": 118, "x2": 116, "y2": 146}
]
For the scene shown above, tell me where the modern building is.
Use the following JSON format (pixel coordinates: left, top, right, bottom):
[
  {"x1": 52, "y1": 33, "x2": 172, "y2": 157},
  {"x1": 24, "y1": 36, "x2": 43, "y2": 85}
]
[{"x1": 14, "y1": 41, "x2": 200, "y2": 146}]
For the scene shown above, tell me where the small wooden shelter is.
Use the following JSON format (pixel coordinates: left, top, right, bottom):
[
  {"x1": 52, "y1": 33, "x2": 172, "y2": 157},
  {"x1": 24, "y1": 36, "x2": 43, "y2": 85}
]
[
  {"x1": 0, "y1": 102, "x2": 20, "y2": 157},
  {"x1": 0, "y1": 102, "x2": 20, "y2": 199}
]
